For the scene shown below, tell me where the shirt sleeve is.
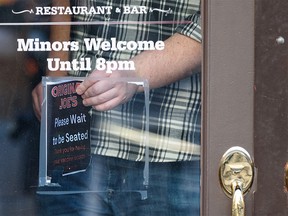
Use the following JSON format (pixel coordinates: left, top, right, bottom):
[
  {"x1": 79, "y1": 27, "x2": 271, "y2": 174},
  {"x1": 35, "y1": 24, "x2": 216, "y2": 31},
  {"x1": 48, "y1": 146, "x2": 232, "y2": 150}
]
[{"x1": 175, "y1": 4, "x2": 202, "y2": 43}]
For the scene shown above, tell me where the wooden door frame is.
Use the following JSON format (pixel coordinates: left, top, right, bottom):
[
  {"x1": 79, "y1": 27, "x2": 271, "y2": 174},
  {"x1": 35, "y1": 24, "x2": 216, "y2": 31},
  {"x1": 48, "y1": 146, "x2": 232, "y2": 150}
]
[{"x1": 201, "y1": 0, "x2": 255, "y2": 215}]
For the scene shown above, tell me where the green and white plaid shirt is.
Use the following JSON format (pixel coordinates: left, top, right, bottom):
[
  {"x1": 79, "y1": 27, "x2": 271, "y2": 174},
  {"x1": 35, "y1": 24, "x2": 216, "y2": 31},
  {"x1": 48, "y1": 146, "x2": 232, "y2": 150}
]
[{"x1": 69, "y1": 0, "x2": 201, "y2": 162}]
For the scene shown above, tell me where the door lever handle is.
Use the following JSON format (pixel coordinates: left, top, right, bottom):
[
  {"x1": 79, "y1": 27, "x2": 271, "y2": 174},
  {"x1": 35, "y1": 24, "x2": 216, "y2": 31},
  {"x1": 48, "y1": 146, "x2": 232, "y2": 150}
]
[
  {"x1": 232, "y1": 180, "x2": 245, "y2": 216},
  {"x1": 219, "y1": 147, "x2": 254, "y2": 216}
]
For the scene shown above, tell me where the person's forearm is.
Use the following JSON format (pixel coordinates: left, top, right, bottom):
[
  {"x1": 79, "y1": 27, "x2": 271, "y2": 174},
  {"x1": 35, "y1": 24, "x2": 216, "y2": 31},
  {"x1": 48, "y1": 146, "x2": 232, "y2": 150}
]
[
  {"x1": 133, "y1": 33, "x2": 201, "y2": 89},
  {"x1": 46, "y1": 0, "x2": 71, "y2": 77}
]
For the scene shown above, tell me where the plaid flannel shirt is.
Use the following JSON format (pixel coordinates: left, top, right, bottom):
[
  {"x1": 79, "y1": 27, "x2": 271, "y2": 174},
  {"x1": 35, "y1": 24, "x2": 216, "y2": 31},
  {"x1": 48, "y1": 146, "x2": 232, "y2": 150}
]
[{"x1": 69, "y1": 0, "x2": 201, "y2": 162}]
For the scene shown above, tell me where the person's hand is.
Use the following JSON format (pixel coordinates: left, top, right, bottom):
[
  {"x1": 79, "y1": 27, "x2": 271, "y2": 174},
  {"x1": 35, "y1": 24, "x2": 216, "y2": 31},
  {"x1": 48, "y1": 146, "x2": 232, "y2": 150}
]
[
  {"x1": 76, "y1": 70, "x2": 140, "y2": 111},
  {"x1": 32, "y1": 83, "x2": 43, "y2": 121}
]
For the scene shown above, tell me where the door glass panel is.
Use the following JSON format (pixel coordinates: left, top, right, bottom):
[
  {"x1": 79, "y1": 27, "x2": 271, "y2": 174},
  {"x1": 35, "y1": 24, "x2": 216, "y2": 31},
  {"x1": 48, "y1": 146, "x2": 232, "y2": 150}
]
[{"x1": 0, "y1": 0, "x2": 202, "y2": 215}]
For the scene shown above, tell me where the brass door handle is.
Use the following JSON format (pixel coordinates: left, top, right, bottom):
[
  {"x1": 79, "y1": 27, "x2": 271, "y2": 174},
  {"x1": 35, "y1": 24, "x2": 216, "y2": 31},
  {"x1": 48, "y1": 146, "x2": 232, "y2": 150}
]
[
  {"x1": 231, "y1": 180, "x2": 245, "y2": 216},
  {"x1": 219, "y1": 147, "x2": 254, "y2": 216}
]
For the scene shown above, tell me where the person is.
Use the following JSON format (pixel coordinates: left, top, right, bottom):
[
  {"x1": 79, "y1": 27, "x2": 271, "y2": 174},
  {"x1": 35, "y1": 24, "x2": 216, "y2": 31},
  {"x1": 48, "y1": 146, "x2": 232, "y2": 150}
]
[{"x1": 32, "y1": 0, "x2": 202, "y2": 215}]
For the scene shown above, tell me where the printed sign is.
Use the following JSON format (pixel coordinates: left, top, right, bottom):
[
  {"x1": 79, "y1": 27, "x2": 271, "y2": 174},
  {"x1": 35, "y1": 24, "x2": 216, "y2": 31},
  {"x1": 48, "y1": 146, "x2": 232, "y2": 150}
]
[{"x1": 44, "y1": 78, "x2": 91, "y2": 177}]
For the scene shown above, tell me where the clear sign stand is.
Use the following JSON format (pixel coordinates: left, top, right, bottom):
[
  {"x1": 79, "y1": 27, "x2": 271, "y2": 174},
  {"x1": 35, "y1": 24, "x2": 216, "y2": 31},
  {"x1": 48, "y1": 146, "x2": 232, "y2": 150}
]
[{"x1": 38, "y1": 76, "x2": 150, "y2": 200}]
